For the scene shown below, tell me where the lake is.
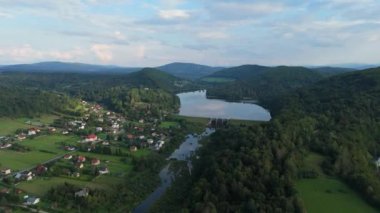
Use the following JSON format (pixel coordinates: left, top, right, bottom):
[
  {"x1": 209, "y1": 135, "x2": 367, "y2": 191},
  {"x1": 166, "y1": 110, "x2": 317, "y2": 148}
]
[{"x1": 177, "y1": 90, "x2": 271, "y2": 121}]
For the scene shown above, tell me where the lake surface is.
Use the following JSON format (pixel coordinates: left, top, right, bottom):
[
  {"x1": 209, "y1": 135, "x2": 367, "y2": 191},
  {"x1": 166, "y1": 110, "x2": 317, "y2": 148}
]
[{"x1": 177, "y1": 90, "x2": 271, "y2": 121}]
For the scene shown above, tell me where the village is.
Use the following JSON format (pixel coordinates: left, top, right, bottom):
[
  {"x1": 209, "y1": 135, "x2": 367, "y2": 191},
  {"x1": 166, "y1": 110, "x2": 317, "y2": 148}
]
[{"x1": 0, "y1": 99, "x2": 178, "y2": 210}]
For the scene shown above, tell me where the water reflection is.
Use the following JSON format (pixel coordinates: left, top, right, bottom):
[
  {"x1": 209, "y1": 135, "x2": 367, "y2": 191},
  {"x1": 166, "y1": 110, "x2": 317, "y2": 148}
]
[{"x1": 177, "y1": 90, "x2": 271, "y2": 121}]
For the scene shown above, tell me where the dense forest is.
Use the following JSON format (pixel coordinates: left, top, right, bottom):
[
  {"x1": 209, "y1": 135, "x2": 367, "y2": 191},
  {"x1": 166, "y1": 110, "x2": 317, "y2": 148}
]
[
  {"x1": 204, "y1": 65, "x2": 349, "y2": 101},
  {"x1": 153, "y1": 67, "x2": 380, "y2": 212},
  {"x1": 0, "y1": 85, "x2": 80, "y2": 117},
  {"x1": 0, "y1": 69, "x2": 186, "y2": 117}
]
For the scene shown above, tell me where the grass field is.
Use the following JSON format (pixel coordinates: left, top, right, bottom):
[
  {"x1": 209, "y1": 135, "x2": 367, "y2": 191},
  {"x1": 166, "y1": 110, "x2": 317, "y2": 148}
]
[
  {"x1": 297, "y1": 178, "x2": 378, "y2": 213},
  {"x1": 159, "y1": 121, "x2": 179, "y2": 128},
  {"x1": 0, "y1": 115, "x2": 58, "y2": 135},
  {"x1": 201, "y1": 77, "x2": 235, "y2": 83},
  {"x1": 296, "y1": 152, "x2": 378, "y2": 213},
  {"x1": 17, "y1": 176, "x2": 108, "y2": 196},
  {"x1": 23, "y1": 134, "x2": 79, "y2": 154},
  {"x1": 0, "y1": 135, "x2": 78, "y2": 171}
]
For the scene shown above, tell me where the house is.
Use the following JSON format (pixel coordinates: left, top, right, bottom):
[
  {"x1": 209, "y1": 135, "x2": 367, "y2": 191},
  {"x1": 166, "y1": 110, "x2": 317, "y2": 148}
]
[
  {"x1": 76, "y1": 163, "x2": 84, "y2": 169},
  {"x1": 35, "y1": 165, "x2": 47, "y2": 175},
  {"x1": 111, "y1": 123, "x2": 119, "y2": 129},
  {"x1": 18, "y1": 134, "x2": 27, "y2": 141},
  {"x1": 25, "y1": 197, "x2": 40, "y2": 205},
  {"x1": 62, "y1": 130, "x2": 69, "y2": 135},
  {"x1": 75, "y1": 188, "x2": 89, "y2": 197},
  {"x1": 127, "y1": 134, "x2": 134, "y2": 140},
  {"x1": 28, "y1": 128, "x2": 37, "y2": 136},
  {"x1": 64, "y1": 146, "x2": 76, "y2": 151},
  {"x1": 1, "y1": 168, "x2": 11, "y2": 175},
  {"x1": 139, "y1": 135, "x2": 145, "y2": 140},
  {"x1": 0, "y1": 143, "x2": 12, "y2": 149},
  {"x1": 91, "y1": 158, "x2": 100, "y2": 166},
  {"x1": 96, "y1": 127, "x2": 103, "y2": 132},
  {"x1": 85, "y1": 134, "x2": 97, "y2": 142},
  {"x1": 17, "y1": 171, "x2": 33, "y2": 181},
  {"x1": 64, "y1": 154, "x2": 72, "y2": 160},
  {"x1": 130, "y1": 146, "x2": 138, "y2": 152},
  {"x1": 147, "y1": 139, "x2": 154, "y2": 144},
  {"x1": 99, "y1": 167, "x2": 109, "y2": 175},
  {"x1": 375, "y1": 158, "x2": 380, "y2": 168},
  {"x1": 102, "y1": 141, "x2": 110, "y2": 146},
  {"x1": 139, "y1": 119, "x2": 144, "y2": 124},
  {"x1": 48, "y1": 127, "x2": 56, "y2": 132},
  {"x1": 0, "y1": 188, "x2": 10, "y2": 194},
  {"x1": 73, "y1": 172, "x2": 80, "y2": 178},
  {"x1": 77, "y1": 156, "x2": 86, "y2": 163}
]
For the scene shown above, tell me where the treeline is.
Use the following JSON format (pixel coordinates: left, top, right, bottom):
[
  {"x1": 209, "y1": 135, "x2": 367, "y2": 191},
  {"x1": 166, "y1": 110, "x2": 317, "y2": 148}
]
[
  {"x1": 204, "y1": 65, "x2": 324, "y2": 101},
  {"x1": 0, "y1": 69, "x2": 185, "y2": 118},
  {"x1": 154, "y1": 67, "x2": 380, "y2": 212},
  {"x1": 269, "y1": 68, "x2": 380, "y2": 207},
  {"x1": 0, "y1": 85, "x2": 80, "y2": 117}
]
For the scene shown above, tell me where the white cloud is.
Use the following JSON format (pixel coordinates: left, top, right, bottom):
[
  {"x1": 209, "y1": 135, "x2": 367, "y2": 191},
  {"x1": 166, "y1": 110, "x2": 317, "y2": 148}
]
[
  {"x1": 0, "y1": 45, "x2": 84, "y2": 62},
  {"x1": 198, "y1": 32, "x2": 229, "y2": 39},
  {"x1": 158, "y1": 9, "x2": 190, "y2": 20},
  {"x1": 91, "y1": 44, "x2": 113, "y2": 62}
]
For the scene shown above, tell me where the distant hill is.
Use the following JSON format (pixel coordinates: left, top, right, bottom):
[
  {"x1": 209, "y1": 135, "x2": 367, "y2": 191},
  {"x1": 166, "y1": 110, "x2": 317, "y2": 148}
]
[
  {"x1": 205, "y1": 65, "x2": 324, "y2": 101},
  {"x1": 0, "y1": 61, "x2": 140, "y2": 73},
  {"x1": 157, "y1": 62, "x2": 223, "y2": 80},
  {"x1": 310, "y1": 66, "x2": 356, "y2": 76},
  {"x1": 125, "y1": 68, "x2": 185, "y2": 92}
]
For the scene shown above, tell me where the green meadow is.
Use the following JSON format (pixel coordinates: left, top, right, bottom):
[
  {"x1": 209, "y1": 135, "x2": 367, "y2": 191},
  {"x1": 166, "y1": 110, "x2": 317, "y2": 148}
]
[
  {"x1": 296, "y1": 153, "x2": 377, "y2": 213},
  {"x1": 159, "y1": 121, "x2": 179, "y2": 128},
  {"x1": 0, "y1": 115, "x2": 58, "y2": 135},
  {"x1": 0, "y1": 134, "x2": 78, "y2": 171}
]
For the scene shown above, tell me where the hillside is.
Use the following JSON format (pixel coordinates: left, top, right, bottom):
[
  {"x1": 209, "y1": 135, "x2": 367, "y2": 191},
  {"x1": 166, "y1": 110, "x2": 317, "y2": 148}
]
[
  {"x1": 205, "y1": 65, "x2": 324, "y2": 101},
  {"x1": 311, "y1": 66, "x2": 356, "y2": 76},
  {"x1": 157, "y1": 62, "x2": 223, "y2": 80},
  {"x1": 125, "y1": 68, "x2": 183, "y2": 92}
]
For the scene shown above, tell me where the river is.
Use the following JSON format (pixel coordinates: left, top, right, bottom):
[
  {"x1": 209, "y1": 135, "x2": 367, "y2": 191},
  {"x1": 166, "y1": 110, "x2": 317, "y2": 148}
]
[
  {"x1": 133, "y1": 128, "x2": 214, "y2": 213},
  {"x1": 134, "y1": 91, "x2": 270, "y2": 212}
]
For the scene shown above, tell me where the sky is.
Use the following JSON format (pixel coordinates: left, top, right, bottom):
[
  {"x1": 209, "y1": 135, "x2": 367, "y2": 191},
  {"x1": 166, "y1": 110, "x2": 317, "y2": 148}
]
[{"x1": 0, "y1": 0, "x2": 379, "y2": 67}]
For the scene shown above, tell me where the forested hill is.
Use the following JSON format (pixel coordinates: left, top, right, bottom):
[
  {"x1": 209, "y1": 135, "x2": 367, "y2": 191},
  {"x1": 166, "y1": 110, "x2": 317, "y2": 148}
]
[
  {"x1": 205, "y1": 65, "x2": 324, "y2": 101},
  {"x1": 157, "y1": 62, "x2": 223, "y2": 80},
  {"x1": 125, "y1": 68, "x2": 185, "y2": 92},
  {"x1": 0, "y1": 86, "x2": 81, "y2": 117},
  {"x1": 270, "y1": 67, "x2": 380, "y2": 208},
  {"x1": 155, "y1": 67, "x2": 380, "y2": 212},
  {"x1": 0, "y1": 68, "x2": 189, "y2": 93},
  {"x1": 0, "y1": 69, "x2": 187, "y2": 117}
]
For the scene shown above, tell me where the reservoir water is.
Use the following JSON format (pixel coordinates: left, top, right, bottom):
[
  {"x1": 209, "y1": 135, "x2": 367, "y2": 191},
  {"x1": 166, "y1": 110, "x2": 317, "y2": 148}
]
[{"x1": 177, "y1": 90, "x2": 271, "y2": 121}]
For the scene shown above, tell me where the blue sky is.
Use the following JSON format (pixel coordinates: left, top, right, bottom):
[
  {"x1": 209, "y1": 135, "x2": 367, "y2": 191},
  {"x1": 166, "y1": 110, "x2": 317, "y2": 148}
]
[{"x1": 0, "y1": 0, "x2": 379, "y2": 66}]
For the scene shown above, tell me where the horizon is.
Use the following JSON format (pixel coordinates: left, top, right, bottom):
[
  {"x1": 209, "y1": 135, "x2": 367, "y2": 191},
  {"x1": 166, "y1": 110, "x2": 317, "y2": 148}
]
[
  {"x1": 0, "y1": 60, "x2": 378, "y2": 70},
  {"x1": 0, "y1": 1, "x2": 379, "y2": 66}
]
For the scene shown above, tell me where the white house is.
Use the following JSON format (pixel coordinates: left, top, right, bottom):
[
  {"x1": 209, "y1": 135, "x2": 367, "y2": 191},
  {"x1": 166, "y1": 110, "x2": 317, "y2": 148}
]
[
  {"x1": 75, "y1": 188, "x2": 89, "y2": 197},
  {"x1": 1, "y1": 168, "x2": 11, "y2": 175},
  {"x1": 99, "y1": 167, "x2": 109, "y2": 175},
  {"x1": 25, "y1": 197, "x2": 40, "y2": 205}
]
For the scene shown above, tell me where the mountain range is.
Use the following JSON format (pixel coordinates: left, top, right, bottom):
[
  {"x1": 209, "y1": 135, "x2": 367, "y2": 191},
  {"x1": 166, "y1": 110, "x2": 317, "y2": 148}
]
[{"x1": 2, "y1": 61, "x2": 377, "y2": 80}]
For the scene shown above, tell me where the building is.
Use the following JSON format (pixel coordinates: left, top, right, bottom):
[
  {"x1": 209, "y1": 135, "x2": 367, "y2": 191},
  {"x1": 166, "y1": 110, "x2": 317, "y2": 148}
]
[
  {"x1": 99, "y1": 167, "x2": 109, "y2": 175},
  {"x1": 96, "y1": 127, "x2": 103, "y2": 132},
  {"x1": 75, "y1": 188, "x2": 89, "y2": 197},
  {"x1": 77, "y1": 156, "x2": 86, "y2": 163},
  {"x1": 85, "y1": 134, "x2": 98, "y2": 142},
  {"x1": 91, "y1": 158, "x2": 100, "y2": 166},
  {"x1": 28, "y1": 128, "x2": 38, "y2": 136},
  {"x1": 25, "y1": 197, "x2": 40, "y2": 205},
  {"x1": 130, "y1": 146, "x2": 138, "y2": 152},
  {"x1": 1, "y1": 168, "x2": 11, "y2": 175},
  {"x1": 64, "y1": 154, "x2": 72, "y2": 160}
]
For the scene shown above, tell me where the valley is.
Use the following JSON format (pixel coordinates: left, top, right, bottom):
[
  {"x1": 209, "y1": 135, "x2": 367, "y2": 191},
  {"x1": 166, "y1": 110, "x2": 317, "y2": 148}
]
[{"x1": 0, "y1": 63, "x2": 379, "y2": 213}]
